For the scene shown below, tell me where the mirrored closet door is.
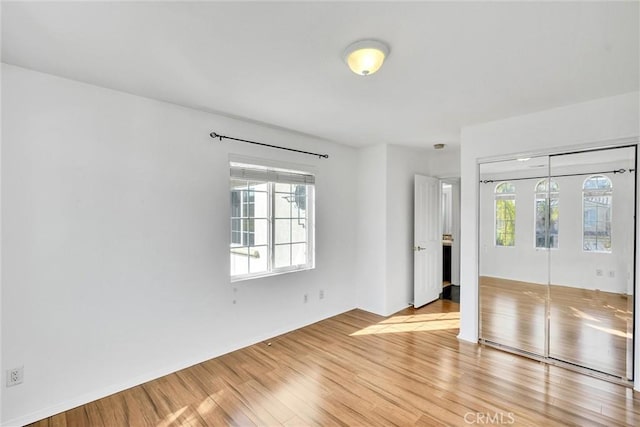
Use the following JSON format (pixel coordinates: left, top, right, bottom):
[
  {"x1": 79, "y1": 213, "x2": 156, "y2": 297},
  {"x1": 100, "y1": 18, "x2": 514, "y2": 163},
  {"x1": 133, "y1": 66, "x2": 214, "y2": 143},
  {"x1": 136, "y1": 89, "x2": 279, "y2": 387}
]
[
  {"x1": 548, "y1": 147, "x2": 635, "y2": 379},
  {"x1": 479, "y1": 146, "x2": 635, "y2": 381},
  {"x1": 479, "y1": 155, "x2": 550, "y2": 357}
]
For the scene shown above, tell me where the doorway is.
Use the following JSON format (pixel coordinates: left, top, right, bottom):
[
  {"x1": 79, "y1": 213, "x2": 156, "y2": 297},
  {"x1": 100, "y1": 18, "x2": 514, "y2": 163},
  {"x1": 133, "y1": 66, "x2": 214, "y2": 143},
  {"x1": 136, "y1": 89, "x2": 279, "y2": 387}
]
[
  {"x1": 441, "y1": 179, "x2": 460, "y2": 302},
  {"x1": 413, "y1": 176, "x2": 461, "y2": 308},
  {"x1": 478, "y1": 145, "x2": 636, "y2": 382}
]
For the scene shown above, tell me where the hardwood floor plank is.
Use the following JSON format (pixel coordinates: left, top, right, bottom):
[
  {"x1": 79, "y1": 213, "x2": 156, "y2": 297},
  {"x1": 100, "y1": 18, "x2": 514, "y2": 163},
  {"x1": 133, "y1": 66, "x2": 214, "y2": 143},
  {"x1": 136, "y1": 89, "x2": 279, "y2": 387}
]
[
  {"x1": 26, "y1": 301, "x2": 640, "y2": 427},
  {"x1": 48, "y1": 415, "x2": 67, "y2": 427}
]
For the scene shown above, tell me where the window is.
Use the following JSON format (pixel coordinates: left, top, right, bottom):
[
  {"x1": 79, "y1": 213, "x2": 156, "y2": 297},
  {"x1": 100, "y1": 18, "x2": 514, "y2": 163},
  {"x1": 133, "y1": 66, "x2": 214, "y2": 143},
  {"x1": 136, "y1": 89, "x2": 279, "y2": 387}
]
[
  {"x1": 230, "y1": 162, "x2": 315, "y2": 280},
  {"x1": 534, "y1": 179, "x2": 559, "y2": 249},
  {"x1": 583, "y1": 175, "x2": 612, "y2": 252},
  {"x1": 495, "y1": 182, "x2": 516, "y2": 247}
]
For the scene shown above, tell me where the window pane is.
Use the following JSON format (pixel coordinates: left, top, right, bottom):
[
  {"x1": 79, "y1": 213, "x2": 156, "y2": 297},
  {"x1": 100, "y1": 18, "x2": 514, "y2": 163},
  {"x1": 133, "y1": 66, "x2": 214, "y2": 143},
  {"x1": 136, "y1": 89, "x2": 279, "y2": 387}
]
[
  {"x1": 495, "y1": 198, "x2": 515, "y2": 246},
  {"x1": 291, "y1": 243, "x2": 307, "y2": 266},
  {"x1": 253, "y1": 191, "x2": 268, "y2": 218},
  {"x1": 275, "y1": 183, "x2": 292, "y2": 193},
  {"x1": 244, "y1": 219, "x2": 254, "y2": 246},
  {"x1": 549, "y1": 200, "x2": 559, "y2": 249},
  {"x1": 584, "y1": 175, "x2": 612, "y2": 190},
  {"x1": 249, "y1": 246, "x2": 268, "y2": 273},
  {"x1": 274, "y1": 244, "x2": 291, "y2": 269},
  {"x1": 583, "y1": 193, "x2": 611, "y2": 252},
  {"x1": 231, "y1": 191, "x2": 242, "y2": 217},
  {"x1": 275, "y1": 192, "x2": 292, "y2": 218},
  {"x1": 496, "y1": 182, "x2": 515, "y2": 193},
  {"x1": 293, "y1": 185, "x2": 307, "y2": 212},
  {"x1": 231, "y1": 219, "x2": 242, "y2": 246},
  {"x1": 292, "y1": 219, "x2": 307, "y2": 243},
  {"x1": 534, "y1": 197, "x2": 559, "y2": 249},
  {"x1": 245, "y1": 191, "x2": 255, "y2": 217},
  {"x1": 275, "y1": 219, "x2": 291, "y2": 244},
  {"x1": 535, "y1": 178, "x2": 559, "y2": 193},
  {"x1": 252, "y1": 219, "x2": 269, "y2": 246}
]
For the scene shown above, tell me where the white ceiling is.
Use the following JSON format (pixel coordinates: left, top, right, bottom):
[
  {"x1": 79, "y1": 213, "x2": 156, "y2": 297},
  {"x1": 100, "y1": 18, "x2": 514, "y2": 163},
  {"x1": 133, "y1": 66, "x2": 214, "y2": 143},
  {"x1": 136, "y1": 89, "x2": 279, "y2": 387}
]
[{"x1": 2, "y1": 1, "x2": 638, "y2": 148}]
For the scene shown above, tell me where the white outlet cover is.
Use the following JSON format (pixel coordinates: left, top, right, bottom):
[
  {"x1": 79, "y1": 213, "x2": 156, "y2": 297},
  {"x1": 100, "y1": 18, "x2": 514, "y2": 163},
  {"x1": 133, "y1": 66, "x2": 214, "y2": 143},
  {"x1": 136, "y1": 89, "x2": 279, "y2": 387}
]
[{"x1": 6, "y1": 367, "x2": 24, "y2": 387}]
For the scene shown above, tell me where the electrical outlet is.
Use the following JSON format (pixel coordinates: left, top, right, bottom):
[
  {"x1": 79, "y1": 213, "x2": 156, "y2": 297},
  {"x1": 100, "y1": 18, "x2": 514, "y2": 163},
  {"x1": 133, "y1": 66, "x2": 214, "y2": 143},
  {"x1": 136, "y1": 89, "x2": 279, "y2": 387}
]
[
  {"x1": 596, "y1": 269, "x2": 603, "y2": 277},
  {"x1": 303, "y1": 293, "x2": 308, "y2": 303},
  {"x1": 6, "y1": 367, "x2": 23, "y2": 387},
  {"x1": 319, "y1": 289, "x2": 325, "y2": 300}
]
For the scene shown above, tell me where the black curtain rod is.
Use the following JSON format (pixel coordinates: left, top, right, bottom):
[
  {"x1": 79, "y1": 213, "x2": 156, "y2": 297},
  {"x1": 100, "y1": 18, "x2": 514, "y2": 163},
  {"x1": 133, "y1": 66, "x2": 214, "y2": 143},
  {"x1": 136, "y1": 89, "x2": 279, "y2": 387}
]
[
  {"x1": 210, "y1": 132, "x2": 329, "y2": 159},
  {"x1": 479, "y1": 168, "x2": 635, "y2": 184}
]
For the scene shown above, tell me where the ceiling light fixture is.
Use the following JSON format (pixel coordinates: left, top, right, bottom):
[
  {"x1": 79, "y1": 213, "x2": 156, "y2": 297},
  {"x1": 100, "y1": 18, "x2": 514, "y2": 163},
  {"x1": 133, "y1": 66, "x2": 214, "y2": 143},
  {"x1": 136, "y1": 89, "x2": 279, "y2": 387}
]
[{"x1": 343, "y1": 39, "x2": 390, "y2": 76}]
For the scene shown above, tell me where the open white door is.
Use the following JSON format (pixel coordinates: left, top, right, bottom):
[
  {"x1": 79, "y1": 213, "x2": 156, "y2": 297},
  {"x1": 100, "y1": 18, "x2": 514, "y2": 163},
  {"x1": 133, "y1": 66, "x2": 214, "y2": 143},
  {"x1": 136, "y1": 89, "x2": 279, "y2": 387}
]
[{"x1": 414, "y1": 175, "x2": 442, "y2": 308}]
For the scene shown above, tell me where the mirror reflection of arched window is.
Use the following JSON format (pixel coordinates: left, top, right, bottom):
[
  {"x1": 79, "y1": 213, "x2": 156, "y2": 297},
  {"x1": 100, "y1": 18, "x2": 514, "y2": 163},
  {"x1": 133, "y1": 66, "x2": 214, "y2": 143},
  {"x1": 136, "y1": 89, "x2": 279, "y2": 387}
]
[
  {"x1": 582, "y1": 175, "x2": 612, "y2": 252},
  {"x1": 534, "y1": 179, "x2": 559, "y2": 249},
  {"x1": 495, "y1": 182, "x2": 516, "y2": 247}
]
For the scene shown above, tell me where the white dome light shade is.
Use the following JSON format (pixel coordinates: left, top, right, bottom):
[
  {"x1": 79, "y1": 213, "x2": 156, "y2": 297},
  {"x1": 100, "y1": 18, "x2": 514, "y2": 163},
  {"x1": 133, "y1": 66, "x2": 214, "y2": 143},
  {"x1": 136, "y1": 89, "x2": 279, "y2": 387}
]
[{"x1": 343, "y1": 40, "x2": 390, "y2": 76}]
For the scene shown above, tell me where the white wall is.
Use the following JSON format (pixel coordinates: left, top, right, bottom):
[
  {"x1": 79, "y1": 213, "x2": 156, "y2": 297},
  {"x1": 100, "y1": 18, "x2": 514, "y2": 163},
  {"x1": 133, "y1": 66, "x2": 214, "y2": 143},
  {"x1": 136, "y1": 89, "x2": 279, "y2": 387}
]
[
  {"x1": 355, "y1": 144, "x2": 432, "y2": 316},
  {"x1": 356, "y1": 144, "x2": 388, "y2": 315},
  {"x1": 1, "y1": 64, "x2": 360, "y2": 425},
  {"x1": 428, "y1": 146, "x2": 461, "y2": 178},
  {"x1": 385, "y1": 145, "x2": 432, "y2": 315},
  {"x1": 459, "y1": 91, "x2": 640, "y2": 386}
]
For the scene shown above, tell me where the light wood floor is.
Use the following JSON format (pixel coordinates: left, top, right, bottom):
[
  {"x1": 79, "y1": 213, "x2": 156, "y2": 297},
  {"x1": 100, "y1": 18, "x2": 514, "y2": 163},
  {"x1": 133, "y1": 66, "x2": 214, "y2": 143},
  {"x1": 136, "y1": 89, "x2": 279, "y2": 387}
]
[
  {"x1": 480, "y1": 276, "x2": 632, "y2": 378},
  {"x1": 30, "y1": 300, "x2": 640, "y2": 426}
]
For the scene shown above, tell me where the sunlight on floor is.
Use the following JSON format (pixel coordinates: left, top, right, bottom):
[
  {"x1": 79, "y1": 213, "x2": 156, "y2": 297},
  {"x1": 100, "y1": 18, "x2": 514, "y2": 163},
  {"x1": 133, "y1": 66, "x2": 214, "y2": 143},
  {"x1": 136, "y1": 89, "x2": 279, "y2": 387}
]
[
  {"x1": 569, "y1": 306, "x2": 600, "y2": 322},
  {"x1": 157, "y1": 405, "x2": 189, "y2": 427},
  {"x1": 351, "y1": 312, "x2": 460, "y2": 336},
  {"x1": 586, "y1": 323, "x2": 632, "y2": 339}
]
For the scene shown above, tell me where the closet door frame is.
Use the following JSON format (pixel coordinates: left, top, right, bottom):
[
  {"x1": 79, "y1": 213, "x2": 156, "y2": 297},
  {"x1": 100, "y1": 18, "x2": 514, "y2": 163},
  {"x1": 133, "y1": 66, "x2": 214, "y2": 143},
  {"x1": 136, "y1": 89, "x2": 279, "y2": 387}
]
[{"x1": 477, "y1": 139, "x2": 638, "y2": 386}]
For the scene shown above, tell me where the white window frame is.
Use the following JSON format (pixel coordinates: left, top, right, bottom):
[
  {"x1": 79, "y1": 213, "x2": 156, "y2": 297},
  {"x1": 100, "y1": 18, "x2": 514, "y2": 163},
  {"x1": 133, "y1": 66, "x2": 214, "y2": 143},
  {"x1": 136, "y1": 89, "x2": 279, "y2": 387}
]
[{"x1": 230, "y1": 162, "x2": 315, "y2": 281}]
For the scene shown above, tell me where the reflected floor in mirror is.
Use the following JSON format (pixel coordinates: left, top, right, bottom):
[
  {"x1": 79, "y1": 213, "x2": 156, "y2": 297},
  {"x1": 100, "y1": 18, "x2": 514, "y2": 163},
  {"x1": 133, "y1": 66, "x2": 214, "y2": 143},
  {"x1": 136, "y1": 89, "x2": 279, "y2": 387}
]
[{"x1": 480, "y1": 276, "x2": 632, "y2": 378}]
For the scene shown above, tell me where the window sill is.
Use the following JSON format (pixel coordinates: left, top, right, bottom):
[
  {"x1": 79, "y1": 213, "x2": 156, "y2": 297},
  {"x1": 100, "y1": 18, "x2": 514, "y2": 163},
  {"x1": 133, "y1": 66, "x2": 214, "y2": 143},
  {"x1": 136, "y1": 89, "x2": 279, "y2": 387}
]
[{"x1": 231, "y1": 265, "x2": 315, "y2": 283}]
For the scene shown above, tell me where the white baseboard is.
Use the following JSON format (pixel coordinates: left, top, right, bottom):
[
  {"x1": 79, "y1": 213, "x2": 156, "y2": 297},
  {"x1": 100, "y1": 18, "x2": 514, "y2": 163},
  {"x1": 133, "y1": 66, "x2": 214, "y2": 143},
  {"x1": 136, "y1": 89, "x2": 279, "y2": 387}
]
[{"x1": 1, "y1": 307, "x2": 355, "y2": 427}]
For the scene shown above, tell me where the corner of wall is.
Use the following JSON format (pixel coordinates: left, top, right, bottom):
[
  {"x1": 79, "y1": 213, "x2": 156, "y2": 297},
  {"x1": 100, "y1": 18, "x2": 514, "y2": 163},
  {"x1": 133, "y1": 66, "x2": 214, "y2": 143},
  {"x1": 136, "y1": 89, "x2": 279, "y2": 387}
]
[{"x1": 354, "y1": 144, "x2": 388, "y2": 316}]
